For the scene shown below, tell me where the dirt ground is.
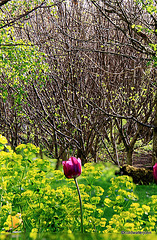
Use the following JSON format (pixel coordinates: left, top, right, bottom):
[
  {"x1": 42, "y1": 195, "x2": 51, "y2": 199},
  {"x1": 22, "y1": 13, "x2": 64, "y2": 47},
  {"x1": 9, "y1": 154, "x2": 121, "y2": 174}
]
[
  {"x1": 132, "y1": 153, "x2": 152, "y2": 169},
  {"x1": 119, "y1": 152, "x2": 153, "y2": 169}
]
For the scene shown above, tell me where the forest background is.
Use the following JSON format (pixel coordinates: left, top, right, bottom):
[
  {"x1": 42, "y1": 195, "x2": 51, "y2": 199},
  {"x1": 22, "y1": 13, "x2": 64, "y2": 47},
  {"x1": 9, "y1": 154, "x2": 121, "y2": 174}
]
[{"x1": 0, "y1": 0, "x2": 157, "y2": 169}]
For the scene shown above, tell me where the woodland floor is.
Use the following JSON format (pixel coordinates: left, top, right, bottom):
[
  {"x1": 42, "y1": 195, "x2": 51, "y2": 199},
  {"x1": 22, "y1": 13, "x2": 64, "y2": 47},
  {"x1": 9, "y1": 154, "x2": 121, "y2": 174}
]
[
  {"x1": 119, "y1": 152, "x2": 152, "y2": 169},
  {"x1": 133, "y1": 153, "x2": 152, "y2": 168}
]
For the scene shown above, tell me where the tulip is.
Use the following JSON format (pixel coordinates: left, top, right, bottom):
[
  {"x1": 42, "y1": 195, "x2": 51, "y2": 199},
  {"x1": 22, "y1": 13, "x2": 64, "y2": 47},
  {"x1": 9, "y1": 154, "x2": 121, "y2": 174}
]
[
  {"x1": 153, "y1": 163, "x2": 157, "y2": 182},
  {"x1": 62, "y1": 156, "x2": 82, "y2": 179},
  {"x1": 62, "y1": 157, "x2": 83, "y2": 233}
]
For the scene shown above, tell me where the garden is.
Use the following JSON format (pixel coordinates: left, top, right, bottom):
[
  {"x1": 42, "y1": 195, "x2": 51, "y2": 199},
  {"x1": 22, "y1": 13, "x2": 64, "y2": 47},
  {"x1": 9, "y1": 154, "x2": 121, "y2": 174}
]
[
  {"x1": 0, "y1": 0, "x2": 157, "y2": 239},
  {"x1": 0, "y1": 135, "x2": 157, "y2": 240}
]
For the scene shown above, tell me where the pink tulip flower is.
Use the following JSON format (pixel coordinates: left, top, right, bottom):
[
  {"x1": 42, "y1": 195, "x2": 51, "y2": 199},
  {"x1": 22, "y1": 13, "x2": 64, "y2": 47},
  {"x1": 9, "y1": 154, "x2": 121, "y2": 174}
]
[
  {"x1": 62, "y1": 157, "x2": 82, "y2": 179},
  {"x1": 62, "y1": 156, "x2": 83, "y2": 232},
  {"x1": 153, "y1": 163, "x2": 157, "y2": 182}
]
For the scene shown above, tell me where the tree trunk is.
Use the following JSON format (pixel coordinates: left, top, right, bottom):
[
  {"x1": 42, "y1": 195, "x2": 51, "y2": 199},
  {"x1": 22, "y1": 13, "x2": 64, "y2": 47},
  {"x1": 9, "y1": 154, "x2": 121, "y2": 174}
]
[
  {"x1": 110, "y1": 120, "x2": 120, "y2": 166},
  {"x1": 77, "y1": 148, "x2": 87, "y2": 165},
  {"x1": 126, "y1": 147, "x2": 133, "y2": 165},
  {"x1": 152, "y1": 91, "x2": 157, "y2": 166}
]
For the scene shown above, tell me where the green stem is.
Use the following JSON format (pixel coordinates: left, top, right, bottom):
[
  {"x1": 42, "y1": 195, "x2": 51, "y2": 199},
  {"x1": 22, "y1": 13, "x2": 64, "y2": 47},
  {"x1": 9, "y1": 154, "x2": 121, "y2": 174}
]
[{"x1": 74, "y1": 177, "x2": 83, "y2": 233}]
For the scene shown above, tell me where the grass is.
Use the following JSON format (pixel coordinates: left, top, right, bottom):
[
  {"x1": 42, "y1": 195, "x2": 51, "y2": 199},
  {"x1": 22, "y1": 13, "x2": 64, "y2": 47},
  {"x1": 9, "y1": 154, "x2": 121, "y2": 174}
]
[
  {"x1": 81, "y1": 163, "x2": 157, "y2": 222},
  {"x1": 59, "y1": 161, "x2": 157, "y2": 199},
  {"x1": 49, "y1": 159, "x2": 157, "y2": 226},
  {"x1": 135, "y1": 183, "x2": 157, "y2": 205}
]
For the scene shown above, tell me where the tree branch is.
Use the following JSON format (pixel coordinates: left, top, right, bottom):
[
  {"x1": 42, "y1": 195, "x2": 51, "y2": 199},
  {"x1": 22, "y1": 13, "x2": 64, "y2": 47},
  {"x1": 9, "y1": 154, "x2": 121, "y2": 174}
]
[
  {"x1": 0, "y1": 0, "x2": 11, "y2": 7},
  {"x1": 0, "y1": 0, "x2": 46, "y2": 29}
]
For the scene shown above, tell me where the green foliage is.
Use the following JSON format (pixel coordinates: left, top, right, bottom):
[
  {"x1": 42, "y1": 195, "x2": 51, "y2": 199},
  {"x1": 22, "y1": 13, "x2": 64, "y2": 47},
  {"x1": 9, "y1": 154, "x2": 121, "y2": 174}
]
[
  {"x1": 104, "y1": 176, "x2": 157, "y2": 233},
  {"x1": 0, "y1": 136, "x2": 109, "y2": 233},
  {"x1": 0, "y1": 26, "x2": 49, "y2": 118},
  {"x1": 133, "y1": 0, "x2": 157, "y2": 66},
  {"x1": 0, "y1": 135, "x2": 157, "y2": 235}
]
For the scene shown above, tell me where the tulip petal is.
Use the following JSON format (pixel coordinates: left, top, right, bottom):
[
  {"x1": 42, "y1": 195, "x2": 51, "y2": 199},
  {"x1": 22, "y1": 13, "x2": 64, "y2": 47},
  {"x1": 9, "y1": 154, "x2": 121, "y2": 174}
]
[
  {"x1": 153, "y1": 163, "x2": 157, "y2": 182},
  {"x1": 62, "y1": 157, "x2": 82, "y2": 179}
]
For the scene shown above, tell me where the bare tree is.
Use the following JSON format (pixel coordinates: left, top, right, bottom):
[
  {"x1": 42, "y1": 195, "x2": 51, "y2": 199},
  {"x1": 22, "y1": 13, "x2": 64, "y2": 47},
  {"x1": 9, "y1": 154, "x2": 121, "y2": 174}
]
[{"x1": 0, "y1": 0, "x2": 156, "y2": 167}]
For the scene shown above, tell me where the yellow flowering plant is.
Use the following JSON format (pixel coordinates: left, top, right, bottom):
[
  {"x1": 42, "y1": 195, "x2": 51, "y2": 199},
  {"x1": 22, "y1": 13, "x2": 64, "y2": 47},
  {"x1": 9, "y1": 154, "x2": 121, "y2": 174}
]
[
  {"x1": 0, "y1": 135, "x2": 157, "y2": 234},
  {"x1": 0, "y1": 136, "x2": 108, "y2": 233},
  {"x1": 103, "y1": 176, "x2": 157, "y2": 233},
  {"x1": 104, "y1": 175, "x2": 138, "y2": 212}
]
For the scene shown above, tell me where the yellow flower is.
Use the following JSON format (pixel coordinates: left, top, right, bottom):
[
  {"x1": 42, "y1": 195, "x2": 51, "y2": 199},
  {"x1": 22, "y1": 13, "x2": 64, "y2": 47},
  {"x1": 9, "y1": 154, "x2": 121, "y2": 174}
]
[
  {"x1": 113, "y1": 206, "x2": 123, "y2": 212},
  {"x1": 24, "y1": 148, "x2": 29, "y2": 153},
  {"x1": 124, "y1": 222, "x2": 135, "y2": 230},
  {"x1": 96, "y1": 208, "x2": 103, "y2": 216},
  {"x1": 112, "y1": 229, "x2": 118, "y2": 233},
  {"x1": 0, "y1": 135, "x2": 8, "y2": 145},
  {"x1": 136, "y1": 208, "x2": 143, "y2": 215},
  {"x1": 84, "y1": 203, "x2": 96, "y2": 210},
  {"x1": 126, "y1": 181, "x2": 134, "y2": 189},
  {"x1": 100, "y1": 218, "x2": 107, "y2": 227},
  {"x1": 30, "y1": 228, "x2": 38, "y2": 240},
  {"x1": 148, "y1": 216, "x2": 156, "y2": 222},
  {"x1": 130, "y1": 203, "x2": 140, "y2": 208},
  {"x1": 129, "y1": 213, "x2": 136, "y2": 218},
  {"x1": 142, "y1": 205, "x2": 150, "y2": 214},
  {"x1": 104, "y1": 198, "x2": 112, "y2": 207},
  {"x1": 91, "y1": 196, "x2": 101, "y2": 204},
  {"x1": 116, "y1": 195, "x2": 124, "y2": 203},
  {"x1": 152, "y1": 199, "x2": 157, "y2": 204},
  {"x1": 120, "y1": 211, "x2": 130, "y2": 219}
]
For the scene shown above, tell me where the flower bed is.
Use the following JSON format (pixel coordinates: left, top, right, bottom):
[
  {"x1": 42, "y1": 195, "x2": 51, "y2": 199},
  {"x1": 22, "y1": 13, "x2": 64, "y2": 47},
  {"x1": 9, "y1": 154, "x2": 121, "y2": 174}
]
[{"x1": 0, "y1": 135, "x2": 157, "y2": 235}]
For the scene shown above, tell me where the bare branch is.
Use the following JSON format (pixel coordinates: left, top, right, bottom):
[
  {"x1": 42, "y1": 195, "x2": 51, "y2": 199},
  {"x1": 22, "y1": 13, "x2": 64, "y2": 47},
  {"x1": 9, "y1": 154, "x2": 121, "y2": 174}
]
[
  {"x1": 0, "y1": 0, "x2": 46, "y2": 29},
  {"x1": 0, "y1": 0, "x2": 11, "y2": 7}
]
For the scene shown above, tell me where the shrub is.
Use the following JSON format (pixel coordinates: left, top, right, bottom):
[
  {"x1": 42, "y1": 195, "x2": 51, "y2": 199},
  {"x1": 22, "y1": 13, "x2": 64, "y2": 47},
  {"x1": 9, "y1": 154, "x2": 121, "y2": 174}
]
[
  {"x1": 104, "y1": 176, "x2": 157, "y2": 233},
  {"x1": 0, "y1": 134, "x2": 156, "y2": 234}
]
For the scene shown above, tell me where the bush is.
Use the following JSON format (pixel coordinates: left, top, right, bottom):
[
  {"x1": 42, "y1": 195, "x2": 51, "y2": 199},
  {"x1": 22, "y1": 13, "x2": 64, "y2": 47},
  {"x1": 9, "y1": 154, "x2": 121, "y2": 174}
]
[{"x1": 0, "y1": 134, "x2": 156, "y2": 234}]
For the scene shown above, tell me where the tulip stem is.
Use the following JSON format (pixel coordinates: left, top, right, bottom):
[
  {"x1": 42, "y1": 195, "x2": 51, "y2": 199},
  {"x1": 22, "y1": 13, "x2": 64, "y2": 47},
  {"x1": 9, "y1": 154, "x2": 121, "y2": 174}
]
[{"x1": 74, "y1": 177, "x2": 83, "y2": 233}]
